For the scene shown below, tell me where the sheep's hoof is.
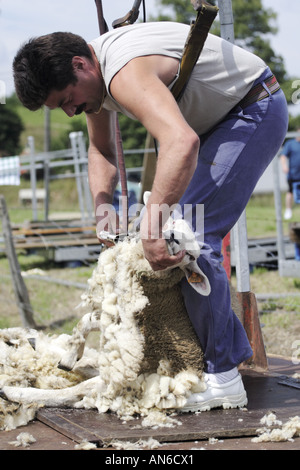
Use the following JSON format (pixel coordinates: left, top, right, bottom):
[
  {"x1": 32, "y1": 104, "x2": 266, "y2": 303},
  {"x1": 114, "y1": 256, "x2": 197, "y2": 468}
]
[
  {"x1": 0, "y1": 390, "x2": 8, "y2": 401},
  {"x1": 57, "y1": 361, "x2": 72, "y2": 371},
  {"x1": 28, "y1": 338, "x2": 36, "y2": 350}
]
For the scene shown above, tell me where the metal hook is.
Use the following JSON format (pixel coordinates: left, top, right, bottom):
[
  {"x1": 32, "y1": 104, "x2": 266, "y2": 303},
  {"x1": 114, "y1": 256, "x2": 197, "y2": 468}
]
[{"x1": 112, "y1": 0, "x2": 143, "y2": 28}]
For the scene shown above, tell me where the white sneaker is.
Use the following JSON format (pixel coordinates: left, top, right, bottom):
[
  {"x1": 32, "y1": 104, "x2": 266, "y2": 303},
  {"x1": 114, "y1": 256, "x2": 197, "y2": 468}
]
[
  {"x1": 284, "y1": 208, "x2": 292, "y2": 220},
  {"x1": 180, "y1": 373, "x2": 248, "y2": 412}
]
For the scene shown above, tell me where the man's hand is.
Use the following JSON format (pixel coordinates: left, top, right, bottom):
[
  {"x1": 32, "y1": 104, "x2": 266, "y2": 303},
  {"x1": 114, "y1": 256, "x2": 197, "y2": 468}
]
[
  {"x1": 141, "y1": 236, "x2": 185, "y2": 271},
  {"x1": 140, "y1": 211, "x2": 185, "y2": 271},
  {"x1": 95, "y1": 200, "x2": 120, "y2": 247}
]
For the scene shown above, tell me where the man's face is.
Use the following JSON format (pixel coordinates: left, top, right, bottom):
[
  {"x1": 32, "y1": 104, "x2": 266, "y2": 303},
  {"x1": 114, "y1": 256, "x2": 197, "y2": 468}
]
[{"x1": 45, "y1": 55, "x2": 103, "y2": 116}]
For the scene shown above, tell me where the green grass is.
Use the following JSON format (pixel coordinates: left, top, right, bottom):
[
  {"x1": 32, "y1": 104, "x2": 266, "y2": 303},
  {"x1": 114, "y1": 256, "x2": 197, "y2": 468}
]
[
  {"x1": 18, "y1": 105, "x2": 86, "y2": 152},
  {"x1": 246, "y1": 193, "x2": 300, "y2": 239}
]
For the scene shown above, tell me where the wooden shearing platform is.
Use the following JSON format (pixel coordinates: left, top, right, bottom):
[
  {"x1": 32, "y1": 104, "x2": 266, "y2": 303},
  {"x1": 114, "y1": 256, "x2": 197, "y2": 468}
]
[{"x1": 0, "y1": 355, "x2": 299, "y2": 451}]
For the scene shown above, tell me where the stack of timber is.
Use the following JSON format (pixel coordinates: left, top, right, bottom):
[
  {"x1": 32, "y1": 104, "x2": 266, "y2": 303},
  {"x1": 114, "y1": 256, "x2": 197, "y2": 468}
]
[{"x1": 0, "y1": 219, "x2": 101, "y2": 263}]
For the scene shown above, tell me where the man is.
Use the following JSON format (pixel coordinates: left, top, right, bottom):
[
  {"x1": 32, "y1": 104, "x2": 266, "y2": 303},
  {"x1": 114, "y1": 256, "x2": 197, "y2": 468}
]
[
  {"x1": 13, "y1": 21, "x2": 288, "y2": 412},
  {"x1": 280, "y1": 128, "x2": 300, "y2": 220}
]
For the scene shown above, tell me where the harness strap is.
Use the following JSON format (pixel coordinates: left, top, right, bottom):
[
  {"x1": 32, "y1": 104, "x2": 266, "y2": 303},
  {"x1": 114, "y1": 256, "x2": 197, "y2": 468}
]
[{"x1": 171, "y1": 1, "x2": 219, "y2": 101}]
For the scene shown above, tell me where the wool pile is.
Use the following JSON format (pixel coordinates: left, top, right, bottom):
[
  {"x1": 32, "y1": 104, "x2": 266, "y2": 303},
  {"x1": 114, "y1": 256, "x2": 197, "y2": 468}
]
[
  {"x1": 0, "y1": 327, "x2": 86, "y2": 430},
  {"x1": 0, "y1": 237, "x2": 205, "y2": 430}
]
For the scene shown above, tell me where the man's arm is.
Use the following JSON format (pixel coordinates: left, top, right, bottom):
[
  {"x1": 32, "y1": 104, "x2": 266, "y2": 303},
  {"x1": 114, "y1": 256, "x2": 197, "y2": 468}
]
[
  {"x1": 280, "y1": 154, "x2": 289, "y2": 175},
  {"x1": 86, "y1": 108, "x2": 119, "y2": 240},
  {"x1": 110, "y1": 56, "x2": 200, "y2": 270}
]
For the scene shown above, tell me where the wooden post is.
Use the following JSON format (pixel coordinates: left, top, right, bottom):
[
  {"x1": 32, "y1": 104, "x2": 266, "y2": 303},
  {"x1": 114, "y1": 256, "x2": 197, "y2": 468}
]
[
  {"x1": 0, "y1": 195, "x2": 37, "y2": 328},
  {"x1": 237, "y1": 291, "x2": 268, "y2": 370},
  {"x1": 139, "y1": 133, "x2": 157, "y2": 204}
]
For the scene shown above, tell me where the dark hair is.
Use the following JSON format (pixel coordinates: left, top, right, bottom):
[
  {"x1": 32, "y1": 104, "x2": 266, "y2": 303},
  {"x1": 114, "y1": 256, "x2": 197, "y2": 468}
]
[{"x1": 13, "y1": 32, "x2": 93, "y2": 111}]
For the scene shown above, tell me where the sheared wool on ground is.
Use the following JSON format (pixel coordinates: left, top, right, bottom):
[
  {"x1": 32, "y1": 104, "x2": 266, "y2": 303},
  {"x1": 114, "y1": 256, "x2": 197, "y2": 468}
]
[
  {"x1": 251, "y1": 413, "x2": 300, "y2": 443},
  {"x1": 0, "y1": 237, "x2": 205, "y2": 429},
  {"x1": 0, "y1": 327, "x2": 87, "y2": 430}
]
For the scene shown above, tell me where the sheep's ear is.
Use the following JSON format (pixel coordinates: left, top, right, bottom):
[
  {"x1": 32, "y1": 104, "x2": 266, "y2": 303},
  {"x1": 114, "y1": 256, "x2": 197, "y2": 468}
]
[{"x1": 184, "y1": 263, "x2": 211, "y2": 296}]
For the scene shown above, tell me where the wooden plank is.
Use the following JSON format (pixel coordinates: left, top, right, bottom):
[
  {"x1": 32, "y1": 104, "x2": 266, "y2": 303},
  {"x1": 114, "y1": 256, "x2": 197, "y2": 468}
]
[
  {"x1": 13, "y1": 238, "x2": 99, "y2": 250},
  {"x1": 37, "y1": 372, "x2": 300, "y2": 447},
  {"x1": 38, "y1": 407, "x2": 259, "y2": 446},
  {"x1": 12, "y1": 226, "x2": 96, "y2": 236},
  {"x1": 0, "y1": 421, "x2": 77, "y2": 450}
]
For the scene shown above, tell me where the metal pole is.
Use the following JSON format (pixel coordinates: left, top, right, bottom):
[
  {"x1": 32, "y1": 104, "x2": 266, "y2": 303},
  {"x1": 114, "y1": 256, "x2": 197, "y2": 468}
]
[
  {"x1": 218, "y1": 0, "x2": 234, "y2": 43},
  {"x1": 94, "y1": 0, "x2": 128, "y2": 234},
  {"x1": 44, "y1": 106, "x2": 51, "y2": 152},
  {"x1": 70, "y1": 132, "x2": 86, "y2": 222},
  {"x1": 27, "y1": 136, "x2": 38, "y2": 222},
  {"x1": 218, "y1": 0, "x2": 251, "y2": 292},
  {"x1": 218, "y1": 0, "x2": 268, "y2": 369},
  {"x1": 273, "y1": 151, "x2": 286, "y2": 261},
  {"x1": 77, "y1": 132, "x2": 94, "y2": 220}
]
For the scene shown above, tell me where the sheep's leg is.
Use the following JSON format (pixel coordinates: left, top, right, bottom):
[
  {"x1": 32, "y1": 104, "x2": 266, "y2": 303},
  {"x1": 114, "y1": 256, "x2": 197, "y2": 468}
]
[
  {"x1": 58, "y1": 312, "x2": 101, "y2": 371},
  {"x1": 0, "y1": 376, "x2": 102, "y2": 407}
]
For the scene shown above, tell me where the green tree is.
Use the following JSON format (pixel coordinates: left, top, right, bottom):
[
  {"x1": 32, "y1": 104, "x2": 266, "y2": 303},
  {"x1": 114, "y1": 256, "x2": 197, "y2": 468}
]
[
  {"x1": 154, "y1": 0, "x2": 288, "y2": 86},
  {"x1": 0, "y1": 106, "x2": 24, "y2": 157}
]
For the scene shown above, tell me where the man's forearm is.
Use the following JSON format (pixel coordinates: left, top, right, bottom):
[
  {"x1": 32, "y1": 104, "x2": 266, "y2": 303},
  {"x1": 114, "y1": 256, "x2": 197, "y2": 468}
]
[
  {"x1": 88, "y1": 148, "x2": 119, "y2": 207},
  {"x1": 88, "y1": 148, "x2": 119, "y2": 236},
  {"x1": 141, "y1": 132, "x2": 200, "y2": 239}
]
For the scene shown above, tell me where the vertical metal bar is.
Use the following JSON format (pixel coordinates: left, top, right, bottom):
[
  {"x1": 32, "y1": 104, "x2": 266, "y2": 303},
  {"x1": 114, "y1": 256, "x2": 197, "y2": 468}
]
[
  {"x1": 219, "y1": 0, "x2": 251, "y2": 292},
  {"x1": 44, "y1": 155, "x2": 50, "y2": 221},
  {"x1": 77, "y1": 132, "x2": 94, "y2": 220},
  {"x1": 27, "y1": 136, "x2": 38, "y2": 222},
  {"x1": 218, "y1": 1, "x2": 268, "y2": 369},
  {"x1": 70, "y1": 132, "x2": 86, "y2": 222},
  {"x1": 273, "y1": 151, "x2": 286, "y2": 261},
  {"x1": 232, "y1": 213, "x2": 251, "y2": 292},
  {"x1": 94, "y1": 0, "x2": 128, "y2": 234},
  {"x1": 44, "y1": 106, "x2": 51, "y2": 152},
  {"x1": 218, "y1": 0, "x2": 235, "y2": 42}
]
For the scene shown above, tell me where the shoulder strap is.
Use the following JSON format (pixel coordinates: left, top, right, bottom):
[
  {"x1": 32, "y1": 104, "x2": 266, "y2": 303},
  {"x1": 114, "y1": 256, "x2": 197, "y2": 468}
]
[{"x1": 171, "y1": 1, "x2": 219, "y2": 101}]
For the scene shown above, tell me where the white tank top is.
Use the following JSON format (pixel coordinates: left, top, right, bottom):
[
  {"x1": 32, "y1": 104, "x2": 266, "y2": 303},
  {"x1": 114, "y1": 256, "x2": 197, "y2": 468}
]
[{"x1": 89, "y1": 22, "x2": 267, "y2": 135}]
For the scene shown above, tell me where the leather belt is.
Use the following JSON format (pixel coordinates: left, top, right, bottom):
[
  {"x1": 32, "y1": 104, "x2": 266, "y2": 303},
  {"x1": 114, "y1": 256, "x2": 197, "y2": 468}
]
[{"x1": 238, "y1": 74, "x2": 280, "y2": 110}]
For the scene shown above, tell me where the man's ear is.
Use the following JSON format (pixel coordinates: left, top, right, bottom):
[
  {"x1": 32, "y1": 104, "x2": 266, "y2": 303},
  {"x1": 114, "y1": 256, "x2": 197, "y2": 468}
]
[{"x1": 72, "y1": 56, "x2": 85, "y2": 71}]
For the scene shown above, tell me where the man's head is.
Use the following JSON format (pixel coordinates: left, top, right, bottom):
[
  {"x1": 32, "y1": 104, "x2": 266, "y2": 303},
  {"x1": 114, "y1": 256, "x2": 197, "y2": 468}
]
[{"x1": 13, "y1": 32, "x2": 94, "y2": 112}]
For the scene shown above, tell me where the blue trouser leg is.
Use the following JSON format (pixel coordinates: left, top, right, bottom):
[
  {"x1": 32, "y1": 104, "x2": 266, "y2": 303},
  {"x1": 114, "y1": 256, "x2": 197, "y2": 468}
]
[
  {"x1": 295, "y1": 244, "x2": 300, "y2": 261},
  {"x1": 180, "y1": 77, "x2": 288, "y2": 373}
]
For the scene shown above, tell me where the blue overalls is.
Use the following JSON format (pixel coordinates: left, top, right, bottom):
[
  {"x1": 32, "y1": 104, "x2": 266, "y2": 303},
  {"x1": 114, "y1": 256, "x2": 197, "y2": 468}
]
[{"x1": 179, "y1": 67, "x2": 289, "y2": 373}]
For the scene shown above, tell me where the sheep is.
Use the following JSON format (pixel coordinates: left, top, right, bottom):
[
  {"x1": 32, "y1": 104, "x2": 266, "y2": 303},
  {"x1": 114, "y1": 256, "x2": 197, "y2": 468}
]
[
  {"x1": 0, "y1": 327, "x2": 98, "y2": 430},
  {"x1": 0, "y1": 217, "x2": 209, "y2": 428}
]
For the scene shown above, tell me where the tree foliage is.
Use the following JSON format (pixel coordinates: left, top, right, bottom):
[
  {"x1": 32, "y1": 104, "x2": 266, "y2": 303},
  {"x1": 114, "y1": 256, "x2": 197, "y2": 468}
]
[
  {"x1": 0, "y1": 105, "x2": 24, "y2": 157},
  {"x1": 6, "y1": 0, "x2": 298, "y2": 156},
  {"x1": 154, "y1": 0, "x2": 287, "y2": 83}
]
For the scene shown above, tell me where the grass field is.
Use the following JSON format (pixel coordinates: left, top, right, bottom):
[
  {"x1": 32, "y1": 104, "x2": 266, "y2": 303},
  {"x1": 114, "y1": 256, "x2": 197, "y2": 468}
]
[
  {"x1": 0, "y1": 108, "x2": 300, "y2": 359},
  {"x1": 1, "y1": 180, "x2": 300, "y2": 358},
  {"x1": 18, "y1": 105, "x2": 86, "y2": 152}
]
